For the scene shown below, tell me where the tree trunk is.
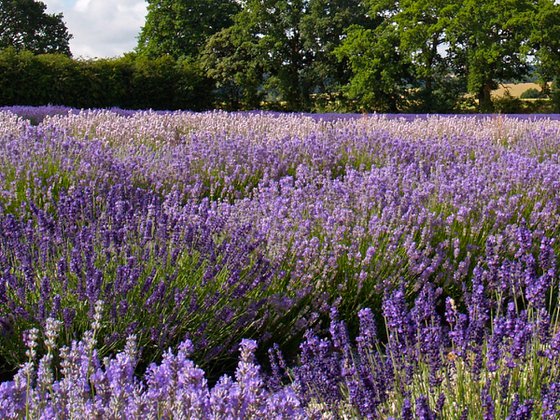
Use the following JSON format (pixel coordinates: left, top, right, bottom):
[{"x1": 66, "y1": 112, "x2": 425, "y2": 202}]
[{"x1": 478, "y1": 82, "x2": 494, "y2": 113}]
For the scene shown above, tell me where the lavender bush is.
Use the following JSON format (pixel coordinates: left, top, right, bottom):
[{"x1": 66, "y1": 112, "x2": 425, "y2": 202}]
[
  {"x1": 1, "y1": 109, "x2": 560, "y2": 417},
  {"x1": 0, "y1": 277, "x2": 558, "y2": 418}
]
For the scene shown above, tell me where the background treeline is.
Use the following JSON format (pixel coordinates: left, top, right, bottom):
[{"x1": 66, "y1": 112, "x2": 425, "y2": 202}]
[
  {"x1": 2, "y1": 0, "x2": 560, "y2": 113},
  {"x1": 0, "y1": 48, "x2": 213, "y2": 110}
]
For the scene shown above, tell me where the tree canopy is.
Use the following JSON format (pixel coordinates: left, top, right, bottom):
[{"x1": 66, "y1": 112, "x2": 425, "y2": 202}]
[
  {"x1": 0, "y1": 0, "x2": 71, "y2": 55},
  {"x1": 200, "y1": 0, "x2": 560, "y2": 112},
  {"x1": 445, "y1": 0, "x2": 538, "y2": 111},
  {"x1": 3, "y1": 0, "x2": 560, "y2": 113},
  {"x1": 201, "y1": 0, "x2": 371, "y2": 110},
  {"x1": 137, "y1": 0, "x2": 240, "y2": 59}
]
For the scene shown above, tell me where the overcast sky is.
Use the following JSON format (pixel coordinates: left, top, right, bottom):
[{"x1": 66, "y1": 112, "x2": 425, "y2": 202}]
[{"x1": 43, "y1": 0, "x2": 148, "y2": 58}]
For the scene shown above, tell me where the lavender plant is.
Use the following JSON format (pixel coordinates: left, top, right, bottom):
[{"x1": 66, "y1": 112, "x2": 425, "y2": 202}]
[
  {"x1": 0, "y1": 273, "x2": 558, "y2": 419},
  {"x1": 0, "y1": 305, "x2": 307, "y2": 419},
  {"x1": 0, "y1": 124, "x2": 281, "y2": 372},
  {"x1": 1, "y1": 109, "x2": 560, "y2": 418}
]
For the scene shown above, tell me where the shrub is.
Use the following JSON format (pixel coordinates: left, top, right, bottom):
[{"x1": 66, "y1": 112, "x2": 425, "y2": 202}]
[
  {"x1": 0, "y1": 50, "x2": 214, "y2": 110},
  {"x1": 520, "y1": 87, "x2": 544, "y2": 99},
  {"x1": 2, "y1": 111, "x2": 560, "y2": 414},
  {"x1": 493, "y1": 91, "x2": 523, "y2": 113},
  {"x1": 551, "y1": 81, "x2": 560, "y2": 113}
]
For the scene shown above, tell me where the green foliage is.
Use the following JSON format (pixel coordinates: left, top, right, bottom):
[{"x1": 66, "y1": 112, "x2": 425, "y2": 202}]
[
  {"x1": 0, "y1": 47, "x2": 35, "y2": 104},
  {"x1": 128, "y1": 55, "x2": 213, "y2": 110},
  {"x1": 551, "y1": 81, "x2": 560, "y2": 113},
  {"x1": 0, "y1": 49, "x2": 213, "y2": 110},
  {"x1": 446, "y1": 0, "x2": 537, "y2": 112},
  {"x1": 300, "y1": 0, "x2": 371, "y2": 96},
  {"x1": 246, "y1": 0, "x2": 311, "y2": 110},
  {"x1": 78, "y1": 58, "x2": 134, "y2": 108},
  {"x1": 520, "y1": 88, "x2": 544, "y2": 99},
  {"x1": 493, "y1": 92, "x2": 524, "y2": 114},
  {"x1": 130, "y1": 54, "x2": 181, "y2": 109},
  {"x1": 0, "y1": 0, "x2": 71, "y2": 55},
  {"x1": 375, "y1": 0, "x2": 455, "y2": 112},
  {"x1": 200, "y1": 0, "x2": 304, "y2": 110},
  {"x1": 335, "y1": 24, "x2": 411, "y2": 112},
  {"x1": 201, "y1": 0, "x2": 371, "y2": 111},
  {"x1": 137, "y1": 0, "x2": 240, "y2": 59},
  {"x1": 334, "y1": 0, "x2": 465, "y2": 112},
  {"x1": 531, "y1": 1, "x2": 560, "y2": 89},
  {"x1": 33, "y1": 54, "x2": 85, "y2": 106},
  {"x1": 2, "y1": 0, "x2": 560, "y2": 113},
  {"x1": 201, "y1": 24, "x2": 265, "y2": 110}
]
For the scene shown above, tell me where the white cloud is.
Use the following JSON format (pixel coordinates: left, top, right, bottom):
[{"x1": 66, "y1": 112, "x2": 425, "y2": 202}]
[{"x1": 43, "y1": 0, "x2": 148, "y2": 58}]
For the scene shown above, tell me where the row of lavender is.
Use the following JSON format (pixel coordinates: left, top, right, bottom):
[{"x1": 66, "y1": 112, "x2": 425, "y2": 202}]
[{"x1": 0, "y1": 108, "x2": 559, "y2": 417}]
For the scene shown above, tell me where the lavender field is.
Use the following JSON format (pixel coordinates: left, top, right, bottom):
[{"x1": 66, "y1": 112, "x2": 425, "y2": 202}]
[{"x1": 0, "y1": 108, "x2": 560, "y2": 418}]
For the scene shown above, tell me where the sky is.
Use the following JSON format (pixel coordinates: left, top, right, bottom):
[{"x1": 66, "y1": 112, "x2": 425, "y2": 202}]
[{"x1": 43, "y1": 0, "x2": 148, "y2": 58}]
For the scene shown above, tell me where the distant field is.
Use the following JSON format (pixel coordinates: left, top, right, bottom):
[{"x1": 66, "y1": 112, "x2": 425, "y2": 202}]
[{"x1": 492, "y1": 82, "x2": 547, "y2": 98}]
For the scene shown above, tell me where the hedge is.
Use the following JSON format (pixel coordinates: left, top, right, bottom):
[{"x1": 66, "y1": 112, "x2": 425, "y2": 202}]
[{"x1": 0, "y1": 48, "x2": 214, "y2": 110}]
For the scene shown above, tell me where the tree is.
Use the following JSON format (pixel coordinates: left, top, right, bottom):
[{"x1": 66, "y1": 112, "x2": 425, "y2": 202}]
[
  {"x1": 202, "y1": 0, "x2": 372, "y2": 111},
  {"x1": 390, "y1": 0, "x2": 457, "y2": 111},
  {"x1": 201, "y1": 24, "x2": 265, "y2": 109},
  {"x1": 0, "y1": 0, "x2": 71, "y2": 55},
  {"x1": 202, "y1": 0, "x2": 310, "y2": 110},
  {"x1": 249, "y1": 0, "x2": 310, "y2": 110},
  {"x1": 335, "y1": 22, "x2": 412, "y2": 112},
  {"x1": 137, "y1": 0, "x2": 240, "y2": 59},
  {"x1": 339, "y1": 0, "x2": 463, "y2": 113},
  {"x1": 335, "y1": 0, "x2": 542, "y2": 113},
  {"x1": 531, "y1": 0, "x2": 560, "y2": 94},
  {"x1": 446, "y1": 0, "x2": 537, "y2": 112},
  {"x1": 334, "y1": 0, "x2": 415, "y2": 112},
  {"x1": 299, "y1": 0, "x2": 371, "y2": 99}
]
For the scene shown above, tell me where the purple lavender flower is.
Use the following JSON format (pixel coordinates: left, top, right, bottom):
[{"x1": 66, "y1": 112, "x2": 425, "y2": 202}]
[
  {"x1": 412, "y1": 284, "x2": 444, "y2": 387},
  {"x1": 415, "y1": 395, "x2": 436, "y2": 420},
  {"x1": 382, "y1": 285, "x2": 414, "y2": 352},
  {"x1": 445, "y1": 297, "x2": 468, "y2": 356},
  {"x1": 481, "y1": 382, "x2": 495, "y2": 420},
  {"x1": 401, "y1": 397, "x2": 413, "y2": 420},
  {"x1": 356, "y1": 307, "x2": 378, "y2": 356},
  {"x1": 293, "y1": 330, "x2": 341, "y2": 409},
  {"x1": 542, "y1": 382, "x2": 560, "y2": 419},
  {"x1": 506, "y1": 394, "x2": 533, "y2": 420},
  {"x1": 3, "y1": 109, "x2": 560, "y2": 418}
]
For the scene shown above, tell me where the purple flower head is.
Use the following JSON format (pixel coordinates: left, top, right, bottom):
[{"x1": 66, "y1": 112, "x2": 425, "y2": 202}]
[
  {"x1": 506, "y1": 394, "x2": 533, "y2": 420},
  {"x1": 382, "y1": 285, "x2": 414, "y2": 352},
  {"x1": 542, "y1": 382, "x2": 560, "y2": 419},
  {"x1": 463, "y1": 267, "x2": 490, "y2": 355},
  {"x1": 356, "y1": 307, "x2": 378, "y2": 356},
  {"x1": 412, "y1": 283, "x2": 440, "y2": 325},
  {"x1": 267, "y1": 344, "x2": 287, "y2": 392},
  {"x1": 239, "y1": 338, "x2": 258, "y2": 365},
  {"x1": 24, "y1": 327, "x2": 39, "y2": 360},
  {"x1": 401, "y1": 397, "x2": 413, "y2": 420},
  {"x1": 415, "y1": 395, "x2": 436, "y2": 420},
  {"x1": 481, "y1": 382, "x2": 495, "y2": 420},
  {"x1": 547, "y1": 320, "x2": 560, "y2": 360},
  {"x1": 293, "y1": 330, "x2": 341, "y2": 408},
  {"x1": 265, "y1": 387, "x2": 305, "y2": 419},
  {"x1": 445, "y1": 297, "x2": 468, "y2": 355},
  {"x1": 329, "y1": 306, "x2": 352, "y2": 363}
]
